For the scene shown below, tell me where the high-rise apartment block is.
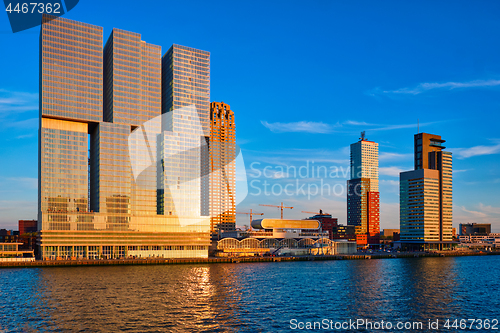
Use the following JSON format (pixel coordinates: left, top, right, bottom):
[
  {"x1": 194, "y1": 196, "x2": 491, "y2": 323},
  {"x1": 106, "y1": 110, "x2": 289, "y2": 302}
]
[
  {"x1": 347, "y1": 133, "x2": 380, "y2": 247},
  {"x1": 400, "y1": 133, "x2": 453, "y2": 250},
  {"x1": 209, "y1": 102, "x2": 236, "y2": 234},
  {"x1": 38, "y1": 15, "x2": 212, "y2": 260}
]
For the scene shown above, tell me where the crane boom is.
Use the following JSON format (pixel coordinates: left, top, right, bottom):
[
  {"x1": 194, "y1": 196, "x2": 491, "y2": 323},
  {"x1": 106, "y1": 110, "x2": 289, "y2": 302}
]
[
  {"x1": 236, "y1": 209, "x2": 263, "y2": 230},
  {"x1": 259, "y1": 202, "x2": 293, "y2": 219}
]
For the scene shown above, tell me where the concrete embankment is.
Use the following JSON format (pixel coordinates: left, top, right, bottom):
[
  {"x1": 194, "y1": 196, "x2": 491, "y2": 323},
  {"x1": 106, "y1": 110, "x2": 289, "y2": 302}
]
[{"x1": 1, "y1": 251, "x2": 498, "y2": 269}]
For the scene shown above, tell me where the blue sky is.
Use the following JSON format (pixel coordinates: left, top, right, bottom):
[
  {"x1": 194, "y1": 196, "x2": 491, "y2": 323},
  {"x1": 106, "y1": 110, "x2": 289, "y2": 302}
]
[{"x1": 1, "y1": 0, "x2": 500, "y2": 231}]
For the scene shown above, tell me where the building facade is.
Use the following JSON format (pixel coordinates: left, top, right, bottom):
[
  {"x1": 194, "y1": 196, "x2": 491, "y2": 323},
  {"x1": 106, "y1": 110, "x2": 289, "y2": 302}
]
[
  {"x1": 162, "y1": 45, "x2": 211, "y2": 217},
  {"x1": 19, "y1": 220, "x2": 37, "y2": 234},
  {"x1": 347, "y1": 133, "x2": 380, "y2": 247},
  {"x1": 38, "y1": 15, "x2": 210, "y2": 260},
  {"x1": 459, "y1": 223, "x2": 491, "y2": 236},
  {"x1": 209, "y1": 102, "x2": 236, "y2": 234},
  {"x1": 400, "y1": 133, "x2": 453, "y2": 250}
]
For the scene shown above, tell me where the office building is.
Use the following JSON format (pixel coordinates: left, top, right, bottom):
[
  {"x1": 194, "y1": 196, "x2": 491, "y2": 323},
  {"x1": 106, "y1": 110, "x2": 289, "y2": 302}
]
[
  {"x1": 347, "y1": 132, "x2": 380, "y2": 247},
  {"x1": 101, "y1": 28, "x2": 162, "y2": 217},
  {"x1": 38, "y1": 15, "x2": 210, "y2": 260},
  {"x1": 459, "y1": 223, "x2": 491, "y2": 236},
  {"x1": 19, "y1": 220, "x2": 37, "y2": 234},
  {"x1": 157, "y1": 105, "x2": 207, "y2": 219},
  {"x1": 400, "y1": 133, "x2": 453, "y2": 250},
  {"x1": 209, "y1": 102, "x2": 236, "y2": 234},
  {"x1": 382, "y1": 229, "x2": 400, "y2": 238},
  {"x1": 162, "y1": 45, "x2": 211, "y2": 217}
]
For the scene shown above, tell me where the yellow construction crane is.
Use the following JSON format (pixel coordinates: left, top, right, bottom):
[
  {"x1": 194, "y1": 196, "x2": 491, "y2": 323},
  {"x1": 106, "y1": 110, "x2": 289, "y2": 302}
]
[
  {"x1": 236, "y1": 209, "x2": 264, "y2": 231},
  {"x1": 259, "y1": 202, "x2": 293, "y2": 219}
]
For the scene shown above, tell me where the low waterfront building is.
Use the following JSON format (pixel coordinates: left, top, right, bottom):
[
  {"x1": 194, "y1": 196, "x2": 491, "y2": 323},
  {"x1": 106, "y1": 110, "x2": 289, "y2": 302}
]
[
  {"x1": 0, "y1": 243, "x2": 35, "y2": 262},
  {"x1": 216, "y1": 218, "x2": 356, "y2": 256}
]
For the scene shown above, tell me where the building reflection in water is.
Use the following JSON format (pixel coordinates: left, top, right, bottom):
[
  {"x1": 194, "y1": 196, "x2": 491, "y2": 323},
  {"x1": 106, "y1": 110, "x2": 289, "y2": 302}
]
[
  {"x1": 342, "y1": 257, "x2": 459, "y2": 323},
  {"x1": 38, "y1": 265, "x2": 250, "y2": 332},
  {"x1": 3, "y1": 257, "x2": 496, "y2": 332}
]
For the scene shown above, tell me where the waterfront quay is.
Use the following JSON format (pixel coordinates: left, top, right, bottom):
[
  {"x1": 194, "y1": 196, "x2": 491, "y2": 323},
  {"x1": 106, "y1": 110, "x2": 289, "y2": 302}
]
[{"x1": 1, "y1": 251, "x2": 499, "y2": 269}]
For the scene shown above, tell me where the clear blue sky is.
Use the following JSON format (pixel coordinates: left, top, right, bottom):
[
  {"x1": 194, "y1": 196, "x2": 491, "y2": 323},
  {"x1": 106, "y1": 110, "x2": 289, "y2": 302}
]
[{"x1": 1, "y1": 0, "x2": 500, "y2": 231}]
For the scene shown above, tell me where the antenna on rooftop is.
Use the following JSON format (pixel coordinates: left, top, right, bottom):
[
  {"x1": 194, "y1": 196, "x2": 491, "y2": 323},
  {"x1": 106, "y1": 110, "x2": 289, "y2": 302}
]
[
  {"x1": 360, "y1": 131, "x2": 366, "y2": 141},
  {"x1": 417, "y1": 119, "x2": 419, "y2": 133}
]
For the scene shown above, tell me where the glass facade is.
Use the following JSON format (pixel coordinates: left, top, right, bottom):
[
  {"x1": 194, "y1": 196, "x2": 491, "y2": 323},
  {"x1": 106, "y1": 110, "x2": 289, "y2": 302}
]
[
  {"x1": 90, "y1": 122, "x2": 131, "y2": 229},
  {"x1": 38, "y1": 15, "x2": 210, "y2": 260},
  {"x1": 161, "y1": 44, "x2": 211, "y2": 216},
  {"x1": 40, "y1": 15, "x2": 103, "y2": 122},
  {"x1": 157, "y1": 106, "x2": 206, "y2": 219},
  {"x1": 39, "y1": 118, "x2": 89, "y2": 231},
  {"x1": 347, "y1": 138, "x2": 380, "y2": 244},
  {"x1": 103, "y1": 28, "x2": 162, "y2": 216},
  {"x1": 209, "y1": 102, "x2": 236, "y2": 234}
]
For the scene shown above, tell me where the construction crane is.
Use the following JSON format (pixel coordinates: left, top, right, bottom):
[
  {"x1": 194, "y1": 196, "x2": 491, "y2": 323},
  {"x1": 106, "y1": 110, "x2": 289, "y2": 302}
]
[
  {"x1": 259, "y1": 202, "x2": 293, "y2": 219},
  {"x1": 301, "y1": 209, "x2": 326, "y2": 216},
  {"x1": 236, "y1": 209, "x2": 264, "y2": 231}
]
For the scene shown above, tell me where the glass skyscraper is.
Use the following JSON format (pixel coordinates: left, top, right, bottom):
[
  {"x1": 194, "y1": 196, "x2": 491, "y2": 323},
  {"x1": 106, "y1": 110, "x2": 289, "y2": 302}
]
[
  {"x1": 38, "y1": 15, "x2": 210, "y2": 260},
  {"x1": 347, "y1": 133, "x2": 380, "y2": 247}
]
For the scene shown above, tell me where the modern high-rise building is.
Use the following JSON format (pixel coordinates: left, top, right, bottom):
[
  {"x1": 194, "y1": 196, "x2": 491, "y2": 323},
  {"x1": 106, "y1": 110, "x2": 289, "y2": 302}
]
[
  {"x1": 347, "y1": 132, "x2": 380, "y2": 247},
  {"x1": 102, "y1": 28, "x2": 162, "y2": 217},
  {"x1": 399, "y1": 133, "x2": 453, "y2": 250},
  {"x1": 161, "y1": 44, "x2": 211, "y2": 216},
  {"x1": 38, "y1": 15, "x2": 210, "y2": 260},
  {"x1": 157, "y1": 105, "x2": 207, "y2": 219},
  {"x1": 209, "y1": 102, "x2": 236, "y2": 234}
]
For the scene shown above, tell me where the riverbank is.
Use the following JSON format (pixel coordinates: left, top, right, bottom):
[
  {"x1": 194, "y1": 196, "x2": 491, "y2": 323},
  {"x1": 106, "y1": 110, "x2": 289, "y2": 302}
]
[{"x1": 1, "y1": 250, "x2": 499, "y2": 269}]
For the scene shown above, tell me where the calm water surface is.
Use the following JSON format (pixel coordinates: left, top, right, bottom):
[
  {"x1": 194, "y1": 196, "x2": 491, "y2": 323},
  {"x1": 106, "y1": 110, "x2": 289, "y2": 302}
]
[{"x1": 1, "y1": 256, "x2": 500, "y2": 332}]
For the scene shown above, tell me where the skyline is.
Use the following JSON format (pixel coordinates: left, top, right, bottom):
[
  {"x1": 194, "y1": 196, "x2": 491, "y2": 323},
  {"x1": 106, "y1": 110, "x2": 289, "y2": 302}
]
[{"x1": 1, "y1": 1, "x2": 500, "y2": 231}]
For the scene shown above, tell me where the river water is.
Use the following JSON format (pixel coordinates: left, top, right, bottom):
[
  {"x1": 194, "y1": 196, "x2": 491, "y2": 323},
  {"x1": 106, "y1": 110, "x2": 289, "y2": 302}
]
[{"x1": 1, "y1": 255, "x2": 499, "y2": 332}]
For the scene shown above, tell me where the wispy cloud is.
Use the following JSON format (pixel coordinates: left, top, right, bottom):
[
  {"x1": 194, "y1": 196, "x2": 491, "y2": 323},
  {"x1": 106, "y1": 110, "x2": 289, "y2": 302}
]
[
  {"x1": 0, "y1": 89, "x2": 38, "y2": 115},
  {"x1": 379, "y1": 166, "x2": 404, "y2": 177},
  {"x1": 261, "y1": 121, "x2": 334, "y2": 134},
  {"x1": 15, "y1": 133, "x2": 35, "y2": 139},
  {"x1": 261, "y1": 119, "x2": 443, "y2": 134},
  {"x1": 373, "y1": 79, "x2": 500, "y2": 96},
  {"x1": 343, "y1": 120, "x2": 377, "y2": 126},
  {"x1": 6, "y1": 177, "x2": 38, "y2": 189},
  {"x1": 450, "y1": 142, "x2": 500, "y2": 159},
  {"x1": 4, "y1": 118, "x2": 38, "y2": 129},
  {"x1": 379, "y1": 152, "x2": 413, "y2": 162},
  {"x1": 0, "y1": 177, "x2": 38, "y2": 190},
  {"x1": 454, "y1": 203, "x2": 500, "y2": 230},
  {"x1": 0, "y1": 200, "x2": 37, "y2": 228},
  {"x1": 371, "y1": 121, "x2": 438, "y2": 131}
]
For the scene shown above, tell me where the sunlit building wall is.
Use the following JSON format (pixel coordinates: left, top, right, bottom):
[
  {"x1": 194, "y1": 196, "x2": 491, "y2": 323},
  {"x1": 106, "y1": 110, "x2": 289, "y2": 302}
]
[
  {"x1": 162, "y1": 45, "x2": 210, "y2": 216},
  {"x1": 38, "y1": 15, "x2": 209, "y2": 259},
  {"x1": 39, "y1": 15, "x2": 103, "y2": 232},
  {"x1": 103, "y1": 28, "x2": 161, "y2": 216},
  {"x1": 209, "y1": 102, "x2": 236, "y2": 234},
  {"x1": 157, "y1": 106, "x2": 206, "y2": 218},
  {"x1": 347, "y1": 135, "x2": 380, "y2": 246},
  {"x1": 400, "y1": 133, "x2": 453, "y2": 250}
]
